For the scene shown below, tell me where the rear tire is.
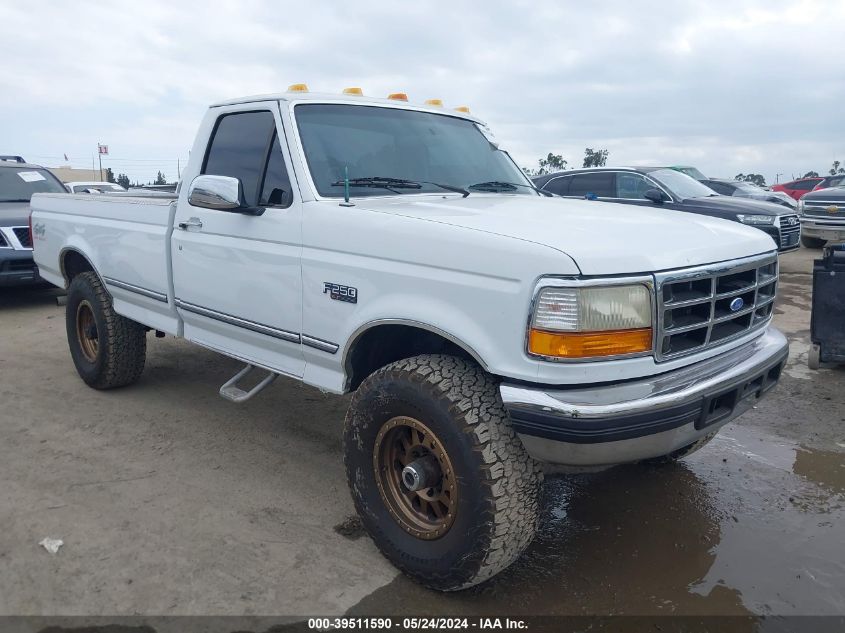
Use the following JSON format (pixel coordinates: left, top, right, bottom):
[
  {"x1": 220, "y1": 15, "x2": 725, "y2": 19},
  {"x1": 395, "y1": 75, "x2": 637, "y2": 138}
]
[
  {"x1": 66, "y1": 271, "x2": 147, "y2": 389},
  {"x1": 640, "y1": 432, "x2": 717, "y2": 465},
  {"x1": 808, "y1": 343, "x2": 821, "y2": 370},
  {"x1": 801, "y1": 235, "x2": 826, "y2": 249},
  {"x1": 344, "y1": 354, "x2": 542, "y2": 591}
]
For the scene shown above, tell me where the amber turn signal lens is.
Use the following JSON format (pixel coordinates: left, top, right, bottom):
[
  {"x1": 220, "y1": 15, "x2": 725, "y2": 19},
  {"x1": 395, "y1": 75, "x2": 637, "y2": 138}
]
[{"x1": 529, "y1": 328, "x2": 652, "y2": 358}]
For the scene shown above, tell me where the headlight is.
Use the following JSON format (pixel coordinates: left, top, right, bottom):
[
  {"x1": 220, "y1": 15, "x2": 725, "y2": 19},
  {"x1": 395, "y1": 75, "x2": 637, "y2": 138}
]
[
  {"x1": 736, "y1": 214, "x2": 776, "y2": 225},
  {"x1": 529, "y1": 284, "x2": 652, "y2": 359},
  {"x1": 797, "y1": 199, "x2": 805, "y2": 215}
]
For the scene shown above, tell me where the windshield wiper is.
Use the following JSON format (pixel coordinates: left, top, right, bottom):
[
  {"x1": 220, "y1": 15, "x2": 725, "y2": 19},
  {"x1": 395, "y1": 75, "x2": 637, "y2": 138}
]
[
  {"x1": 468, "y1": 181, "x2": 545, "y2": 195},
  {"x1": 331, "y1": 176, "x2": 469, "y2": 197}
]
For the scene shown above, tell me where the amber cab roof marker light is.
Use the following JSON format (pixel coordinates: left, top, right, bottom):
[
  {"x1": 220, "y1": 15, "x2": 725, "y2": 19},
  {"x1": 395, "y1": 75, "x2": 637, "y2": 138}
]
[
  {"x1": 287, "y1": 83, "x2": 309, "y2": 93},
  {"x1": 387, "y1": 92, "x2": 409, "y2": 101},
  {"x1": 342, "y1": 87, "x2": 363, "y2": 95}
]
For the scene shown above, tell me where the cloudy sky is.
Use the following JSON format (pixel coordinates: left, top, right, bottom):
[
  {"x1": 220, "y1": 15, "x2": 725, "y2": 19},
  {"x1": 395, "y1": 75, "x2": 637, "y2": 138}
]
[{"x1": 1, "y1": 0, "x2": 842, "y2": 185}]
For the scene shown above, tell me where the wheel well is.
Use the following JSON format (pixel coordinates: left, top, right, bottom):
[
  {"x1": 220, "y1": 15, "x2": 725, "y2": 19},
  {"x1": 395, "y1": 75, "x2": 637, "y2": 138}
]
[
  {"x1": 62, "y1": 250, "x2": 95, "y2": 284},
  {"x1": 345, "y1": 324, "x2": 480, "y2": 390}
]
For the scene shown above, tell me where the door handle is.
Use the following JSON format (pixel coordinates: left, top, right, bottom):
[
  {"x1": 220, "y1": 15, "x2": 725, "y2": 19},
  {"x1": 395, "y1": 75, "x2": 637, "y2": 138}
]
[{"x1": 178, "y1": 217, "x2": 203, "y2": 230}]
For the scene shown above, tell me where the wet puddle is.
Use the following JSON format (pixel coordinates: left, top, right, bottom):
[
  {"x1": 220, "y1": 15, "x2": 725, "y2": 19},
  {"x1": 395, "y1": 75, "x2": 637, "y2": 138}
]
[{"x1": 348, "y1": 422, "x2": 845, "y2": 616}]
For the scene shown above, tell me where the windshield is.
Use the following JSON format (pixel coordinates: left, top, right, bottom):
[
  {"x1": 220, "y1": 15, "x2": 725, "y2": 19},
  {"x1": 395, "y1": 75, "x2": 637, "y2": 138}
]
[
  {"x1": 651, "y1": 169, "x2": 718, "y2": 199},
  {"x1": 72, "y1": 183, "x2": 125, "y2": 193},
  {"x1": 0, "y1": 167, "x2": 66, "y2": 202},
  {"x1": 295, "y1": 104, "x2": 534, "y2": 197},
  {"x1": 733, "y1": 181, "x2": 764, "y2": 193},
  {"x1": 673, "y1": 166, "x2": 707, "y2": 180}
]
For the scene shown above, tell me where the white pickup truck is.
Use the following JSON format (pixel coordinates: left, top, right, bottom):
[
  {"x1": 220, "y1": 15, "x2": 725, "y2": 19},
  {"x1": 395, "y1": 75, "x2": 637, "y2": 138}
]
[{"x1": 31, "y1": 86, "x2": 789, "y2": 591}]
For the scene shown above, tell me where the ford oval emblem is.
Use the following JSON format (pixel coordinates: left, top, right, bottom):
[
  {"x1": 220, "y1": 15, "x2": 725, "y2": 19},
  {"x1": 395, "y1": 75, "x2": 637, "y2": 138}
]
[{"x1": 729, "y1": 297, "x2": 744, "y2": 312}]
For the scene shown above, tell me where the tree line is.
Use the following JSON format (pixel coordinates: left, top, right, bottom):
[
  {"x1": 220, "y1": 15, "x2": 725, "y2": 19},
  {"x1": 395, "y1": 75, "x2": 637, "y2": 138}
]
[
  {"x1": 103, "y1": 168, "x2": 171, "y2": 189},
  {"x1": 523, "y1": 148, "x2": 609, "y2": 176},
  {"x1": 524, "y1": 152, "x2": 844, "y2": 188}
]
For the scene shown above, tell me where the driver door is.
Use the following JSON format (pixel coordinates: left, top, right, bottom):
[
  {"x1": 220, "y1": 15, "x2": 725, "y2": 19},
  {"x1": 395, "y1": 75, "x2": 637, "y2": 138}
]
[{"x1": 171, "y1": 105, "x2": 304, "y2": 378}]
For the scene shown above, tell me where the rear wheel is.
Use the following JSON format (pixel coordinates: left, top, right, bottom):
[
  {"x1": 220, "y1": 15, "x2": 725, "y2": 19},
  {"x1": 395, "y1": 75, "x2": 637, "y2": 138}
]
[
  {"x1": 801, "y1": 235, "x2": 826, "y2": 249},
  {"x1": 66, "y1": 271, "x2": 147, "y2": 389},
  {"x1": 344, "y1": 354, "x2": 542, "y2": 591},
  {"x1": 808, "y1": 343, "x2": 821, "y2": 370}
]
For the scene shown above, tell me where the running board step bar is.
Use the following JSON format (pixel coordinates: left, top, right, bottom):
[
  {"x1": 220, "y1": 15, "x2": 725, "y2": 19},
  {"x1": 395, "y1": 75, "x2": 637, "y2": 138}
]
[{"x1": 219, "y1": 364, "x2": 278, "y2": 403}]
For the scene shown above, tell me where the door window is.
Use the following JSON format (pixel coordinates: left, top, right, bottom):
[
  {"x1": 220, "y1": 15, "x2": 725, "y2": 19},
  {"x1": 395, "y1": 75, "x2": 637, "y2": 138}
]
[
  {"x1": 543, "y1": 175, "x2": 572, "y2": 196},
  {"x1": 615, "y1": 173, "x2": 654, "y2": 199},
  {"x1": 203, "y1": 111, "x2": 293, "y2": 208},
  {"x1": 569, "y1": 172, "x2": 615, "y2": 198},
  {"x1": 259, "y1": 131, "x2": 293, "y2": 207}
]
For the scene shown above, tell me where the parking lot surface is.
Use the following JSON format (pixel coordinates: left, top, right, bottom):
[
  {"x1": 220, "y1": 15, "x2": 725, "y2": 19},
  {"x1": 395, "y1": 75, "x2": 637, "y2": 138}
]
[{"x1": 1, "y1": 247, "x2": 843, "y2": 617}]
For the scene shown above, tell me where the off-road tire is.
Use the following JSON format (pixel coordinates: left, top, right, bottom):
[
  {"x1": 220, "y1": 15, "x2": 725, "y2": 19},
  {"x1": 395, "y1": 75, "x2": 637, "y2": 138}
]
[
  {"x1": 801, "y1": 235, "x2": 826, "y2": 249},
  {"x1": 66, "y1": 271, "x2": 146, "y2": 389},
  {"x1": 641, "y1": 432, "x2": 717, "y2": 466},
  {"x1": 344, "y1": 354, "x2": 542, "y2": 591}
]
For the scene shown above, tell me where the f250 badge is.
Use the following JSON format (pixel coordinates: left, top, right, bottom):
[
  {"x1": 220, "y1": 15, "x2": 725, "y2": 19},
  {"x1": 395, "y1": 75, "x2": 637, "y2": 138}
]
[
  {"x1": 324, "y1": 282, "x2": 358, "y2": 304},
  {"x1": 33, "y1": 222, "x2": 46, "y2": 240}
]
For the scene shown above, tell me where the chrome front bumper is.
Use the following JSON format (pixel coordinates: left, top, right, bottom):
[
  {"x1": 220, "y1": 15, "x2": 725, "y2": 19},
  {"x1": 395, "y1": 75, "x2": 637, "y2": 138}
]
[
  {"x1": 500, "y1": 328, "x2": 789, "y2": 466},
  {"x1": 801, "y1": 217, "x2": 845, "y2": 242}
]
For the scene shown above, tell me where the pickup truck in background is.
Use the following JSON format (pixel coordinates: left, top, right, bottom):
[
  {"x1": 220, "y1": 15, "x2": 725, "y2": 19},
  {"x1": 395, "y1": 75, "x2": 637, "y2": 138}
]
[
  {"x1": 31, "y1": 87, "x2": 789, "y2": 591},
  {"x1": 798, "y1": 185, "x2": 845, "y2": 247}
]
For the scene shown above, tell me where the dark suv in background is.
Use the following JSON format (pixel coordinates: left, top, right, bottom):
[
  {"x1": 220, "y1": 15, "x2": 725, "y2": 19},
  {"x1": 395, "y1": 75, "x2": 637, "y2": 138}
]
[
  {"x1": 533, "y1": 167, "x2": 800, "y2": 252},
  {"x1": 0, "y1": 155, "x2": 67, "y2": 286},
  {"x1": 700, "y1": 178, "x2": 796, "y2": 209}
]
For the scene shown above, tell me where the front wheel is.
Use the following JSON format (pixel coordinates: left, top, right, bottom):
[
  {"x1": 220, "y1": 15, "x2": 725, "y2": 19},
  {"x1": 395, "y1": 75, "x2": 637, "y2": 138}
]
[
  {"x1": 344, "y1": 355, "x2": 542, "y2": 591},
  {"x1": 66, "y1": 271, "x2": 147, "y2": 389}
]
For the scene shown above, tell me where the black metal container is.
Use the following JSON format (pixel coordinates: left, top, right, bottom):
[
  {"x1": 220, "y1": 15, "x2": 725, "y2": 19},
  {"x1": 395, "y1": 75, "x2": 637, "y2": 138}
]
[{"x1": 810, "y1": 245, "x2": 845, "y2": 368}]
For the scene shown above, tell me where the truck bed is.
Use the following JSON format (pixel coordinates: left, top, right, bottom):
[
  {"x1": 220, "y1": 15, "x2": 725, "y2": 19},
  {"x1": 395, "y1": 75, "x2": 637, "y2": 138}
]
[{"x1": 32, "y1": 192, "x2": 180, "y2": 334}]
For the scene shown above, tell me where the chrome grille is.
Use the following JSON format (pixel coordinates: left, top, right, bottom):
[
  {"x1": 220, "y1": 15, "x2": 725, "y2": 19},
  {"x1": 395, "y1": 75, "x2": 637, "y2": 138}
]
[
  {"x1": 778, "y1": 214, "x2": 800, "y2": 248},
  {"x1": 803, "y1": 201, "x2": 843, "y2": 219},
  {"x1": 12, "y1": 226, "x2": 32, "y2": 249},
  {"x1": 655, "y1": 254, "x2": 777, "y2": 361}
]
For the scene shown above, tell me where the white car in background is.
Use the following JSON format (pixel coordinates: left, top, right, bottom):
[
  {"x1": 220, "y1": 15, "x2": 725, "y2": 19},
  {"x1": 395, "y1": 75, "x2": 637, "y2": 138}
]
[{"x1": 64, "y1": 181, "x2": 127, "y2": 194}]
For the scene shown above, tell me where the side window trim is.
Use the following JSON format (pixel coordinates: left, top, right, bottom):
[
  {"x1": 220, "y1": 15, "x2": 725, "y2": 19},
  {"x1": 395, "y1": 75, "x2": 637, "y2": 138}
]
[
  {"x1": 201, "y1": 108, "x2": 294, "y2": 210},
  {"x1": 544, "y1": 171, "x2": 674, "y2": 202},
  {"x1": 543, "y1": 174, "x2": 572, "y2": 196}
]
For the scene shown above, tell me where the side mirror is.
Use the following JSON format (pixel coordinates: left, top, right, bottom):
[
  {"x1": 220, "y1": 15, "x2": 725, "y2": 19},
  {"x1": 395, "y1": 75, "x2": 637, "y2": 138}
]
[
  {"x1": 643, "y1": 188, "x2": 666, "y2": 204},
  {"x1": 188, "y1": 175, "x2": 264, "y2": 215}
]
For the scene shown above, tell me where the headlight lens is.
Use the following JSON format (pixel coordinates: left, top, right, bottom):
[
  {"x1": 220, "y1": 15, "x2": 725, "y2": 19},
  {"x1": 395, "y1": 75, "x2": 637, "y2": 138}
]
[
  {"x1": 736, "y1": 214, "x2": 776, "y2": 225},
  {"x1": 797, "y1": 199, "x2": 805, "y2": 215},
  {"x1": 529, "y1": 284, "x2": 652, "y2": 359}
]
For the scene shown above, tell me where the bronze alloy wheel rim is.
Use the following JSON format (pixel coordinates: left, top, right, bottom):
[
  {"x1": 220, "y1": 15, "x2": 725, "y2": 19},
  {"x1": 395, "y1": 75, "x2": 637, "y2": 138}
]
[
  {"x1": 373, "y1": 416, "x2": 458, "y2": 540},
  {"x1": 75, "y1": 300, "x2": 99, "y2": 362}
]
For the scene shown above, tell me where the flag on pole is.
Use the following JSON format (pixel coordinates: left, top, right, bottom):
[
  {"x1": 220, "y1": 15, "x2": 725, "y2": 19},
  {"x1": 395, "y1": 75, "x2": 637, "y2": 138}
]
[{"x1": 98, "y1": 144, "x2": 109, "y2": 155}]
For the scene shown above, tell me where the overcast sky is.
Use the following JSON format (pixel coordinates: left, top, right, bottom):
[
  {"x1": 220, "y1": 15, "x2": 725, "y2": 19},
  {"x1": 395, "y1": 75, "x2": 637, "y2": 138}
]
[{"x1": 1, "y1": 0, "x2": 842, "y2": 185}]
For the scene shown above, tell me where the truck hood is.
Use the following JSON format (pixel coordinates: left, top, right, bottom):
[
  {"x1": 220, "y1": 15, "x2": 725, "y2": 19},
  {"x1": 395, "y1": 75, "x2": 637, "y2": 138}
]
[
  {"x1": 802, "y1": 186, "x2": 845, "y2": 203},
  {"x1": 0, "y1": 201, "x2": 30, "y2": 227},
  {"x1": 356, "y1": 195, "x2": 775, "y2": 275}
]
